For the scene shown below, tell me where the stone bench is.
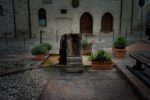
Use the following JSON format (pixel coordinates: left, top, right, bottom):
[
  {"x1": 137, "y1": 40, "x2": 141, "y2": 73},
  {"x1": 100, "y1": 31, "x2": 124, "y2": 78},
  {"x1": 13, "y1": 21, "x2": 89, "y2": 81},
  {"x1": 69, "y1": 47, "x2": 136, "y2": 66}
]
[
  {"x1": 129, "y1": 52, "x2": 150, "y2": 70},
  {"x1": 126, "y1": 51, "x2": 150, "y2": 87}
]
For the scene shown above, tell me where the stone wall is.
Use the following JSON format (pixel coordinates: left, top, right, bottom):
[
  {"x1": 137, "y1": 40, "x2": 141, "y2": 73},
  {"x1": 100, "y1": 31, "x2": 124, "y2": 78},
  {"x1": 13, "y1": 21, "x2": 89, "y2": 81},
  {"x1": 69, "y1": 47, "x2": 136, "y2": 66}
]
[
  {"x1": 1, "y1": 0, "x2": 150, "y2": 37},
  {"x1": 14, "y1": 0, "x2": 29, "y2": 35},
  {"x1": 121, "y1": 0, "x2": 150, "y2": 33},
  {"x1": 0, "y1": 0, "x2": 14, "y2": 37},
  {"x1": 30, "y1": 0, "x2": 120, "y2": 36}
]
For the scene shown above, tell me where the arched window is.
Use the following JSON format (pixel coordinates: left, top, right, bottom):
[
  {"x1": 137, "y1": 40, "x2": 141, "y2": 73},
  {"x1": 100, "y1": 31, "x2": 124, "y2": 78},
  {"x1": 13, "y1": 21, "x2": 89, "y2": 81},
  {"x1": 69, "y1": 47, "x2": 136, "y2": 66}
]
[
  {"x1": 38, "y1": 8, "x2": 47, "y2": 27},
  {"x1": 101, "y1": 12, "x2": 113, "y2": 33},
  {"x1": 0, "y1": 5, "x2": 3, "y2": 16},
  {"x1": 80, "y1": 12, "x2": 93, "y2": 34}
]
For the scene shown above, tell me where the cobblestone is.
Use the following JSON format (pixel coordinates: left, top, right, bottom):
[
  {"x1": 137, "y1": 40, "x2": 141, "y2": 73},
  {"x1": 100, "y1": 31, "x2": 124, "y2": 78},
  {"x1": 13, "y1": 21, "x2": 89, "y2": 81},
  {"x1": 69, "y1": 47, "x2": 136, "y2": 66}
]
[
  {"x1": 0, "y1": 68, "x2": 120, "y2": 99},
  {"x1": 0, "y1": 69, "x2": 49, "y2": 100},
  {"x1": 0, "y1": 65, "x2": 143, "y2": 100}
]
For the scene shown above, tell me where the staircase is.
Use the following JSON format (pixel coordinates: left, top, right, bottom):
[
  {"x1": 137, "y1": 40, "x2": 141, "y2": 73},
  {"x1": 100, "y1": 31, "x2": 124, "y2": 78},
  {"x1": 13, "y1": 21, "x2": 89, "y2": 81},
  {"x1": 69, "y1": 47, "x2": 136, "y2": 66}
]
[{"x1": 65, "y1": 56, "x2": 83, "y2": 73}]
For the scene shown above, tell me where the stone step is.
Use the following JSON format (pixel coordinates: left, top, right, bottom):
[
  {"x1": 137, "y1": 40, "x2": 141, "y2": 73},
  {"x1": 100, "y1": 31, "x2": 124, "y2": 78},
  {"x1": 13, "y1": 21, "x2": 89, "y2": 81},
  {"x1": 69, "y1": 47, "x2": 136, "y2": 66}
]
[
  {"x1": 68, "y1": 64, "x2": 82, "y2": 68},
  {"x1": 68, "y1": 62, "x2": 82, "y2": 65},
  {"x1": 65, "y1": 67, "x2": 84, "y2": 73},
  {"x1": 67, "y1": 56, "x2": 82, "y2": 62}
]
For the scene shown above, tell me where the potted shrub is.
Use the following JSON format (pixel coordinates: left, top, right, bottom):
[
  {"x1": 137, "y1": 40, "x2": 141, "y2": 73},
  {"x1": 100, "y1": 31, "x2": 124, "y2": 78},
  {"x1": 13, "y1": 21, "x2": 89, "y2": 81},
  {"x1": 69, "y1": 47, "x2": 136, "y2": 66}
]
[
  {"x1": 89, "y1": 50, "x2": 113, "y2": 70},
  {"x1": 31, "y1": 44, "x2": 48, "y2": 61},
  {"x1": 81, "y1": 39, "x2": 94, "y2": 55},
  {"x1": 41, "y1": 43, "x2": 52, "y2": 55},
  {"x1": 113, "y1": 36, "x2": 127, "y2": 59}
]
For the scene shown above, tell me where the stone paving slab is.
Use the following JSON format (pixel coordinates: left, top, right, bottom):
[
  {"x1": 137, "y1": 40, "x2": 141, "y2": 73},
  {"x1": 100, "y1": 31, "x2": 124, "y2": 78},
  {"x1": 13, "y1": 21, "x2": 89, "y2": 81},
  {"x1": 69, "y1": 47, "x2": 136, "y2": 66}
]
[
  {"x1": 127, "y1": 40, "x2": 150, "y2": 52},
  {"x1": 40, "y1": 68, "x2": 140, "y2": 100},
  {"x1": 0, "y1": 67, "x2": 141, "y2": 100}
]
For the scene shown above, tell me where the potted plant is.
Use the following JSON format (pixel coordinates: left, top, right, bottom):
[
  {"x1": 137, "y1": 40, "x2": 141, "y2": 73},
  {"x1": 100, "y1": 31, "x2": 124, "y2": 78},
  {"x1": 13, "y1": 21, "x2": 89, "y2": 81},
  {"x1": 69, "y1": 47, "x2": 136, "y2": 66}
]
[
  {"x1": 31, "y1": 44, "x2": 48, "y2": 61},
  {"x1": 81, "y1": 39, "x2": 94, "y2": 55},
  {"x1": 89, "y1": 49, "x2": 113, "y2": 70},
  {"x1": 41, "y1": 43, "x2": 52, "y2": 55},
  {"x1": 113, "y1": 36, "x2": 127, "y2": 59}
]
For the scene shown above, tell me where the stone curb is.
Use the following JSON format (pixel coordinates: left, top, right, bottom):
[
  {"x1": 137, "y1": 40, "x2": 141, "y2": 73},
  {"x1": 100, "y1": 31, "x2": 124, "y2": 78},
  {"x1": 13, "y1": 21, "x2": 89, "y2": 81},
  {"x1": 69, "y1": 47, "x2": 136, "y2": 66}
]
[
  {"x1": 0, "y1": 55, "x2": 49, "y2": 77},
  {"x1": 116, "y1": 62, "x2": 150, "y2": 100}
]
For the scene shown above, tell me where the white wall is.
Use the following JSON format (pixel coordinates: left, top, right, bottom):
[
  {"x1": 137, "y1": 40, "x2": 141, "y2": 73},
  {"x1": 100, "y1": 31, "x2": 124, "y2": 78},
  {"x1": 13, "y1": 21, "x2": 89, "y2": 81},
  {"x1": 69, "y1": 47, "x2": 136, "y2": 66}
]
[{"x1": 30, "y1": 0, "x2": 120, "y2": 36}]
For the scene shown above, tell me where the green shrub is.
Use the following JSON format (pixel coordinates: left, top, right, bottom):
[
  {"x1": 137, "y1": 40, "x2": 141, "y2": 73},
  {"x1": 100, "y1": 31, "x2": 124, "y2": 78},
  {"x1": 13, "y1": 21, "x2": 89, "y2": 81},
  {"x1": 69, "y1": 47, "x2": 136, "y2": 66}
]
[
  {"x1": 31, "y1": 44, "x2": 47, "y2": 55},
  {"x1": 81, "y1": 39, "x2": 91, "y2": 48},
  {"x1": 89, "y1": 49, "x2": 112, "y2": 62},
  {"x1": 113, "y1": 36, "x2": 127, "y2": 49},
  {"x1": 41, "y1": 43, "x2": 52, "y2": 50}
]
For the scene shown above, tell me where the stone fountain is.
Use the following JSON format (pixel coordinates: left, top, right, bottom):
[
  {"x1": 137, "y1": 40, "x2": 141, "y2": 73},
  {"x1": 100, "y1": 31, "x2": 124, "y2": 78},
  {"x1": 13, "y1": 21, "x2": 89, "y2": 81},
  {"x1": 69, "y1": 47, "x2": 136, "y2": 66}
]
[{"x1": 59, "y1": 33, "x2": 83, "y2": 73}]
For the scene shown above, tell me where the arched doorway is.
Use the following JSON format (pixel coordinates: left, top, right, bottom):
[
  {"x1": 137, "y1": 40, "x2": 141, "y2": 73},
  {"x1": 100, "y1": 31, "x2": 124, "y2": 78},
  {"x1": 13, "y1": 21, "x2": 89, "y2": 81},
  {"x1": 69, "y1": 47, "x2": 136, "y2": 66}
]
[
  {"x1": 80, "y1": 12, "x2": 93, "y2": 34},
  {"x1": 101, "y1": 12, "x2": 113, "y2": 33}
]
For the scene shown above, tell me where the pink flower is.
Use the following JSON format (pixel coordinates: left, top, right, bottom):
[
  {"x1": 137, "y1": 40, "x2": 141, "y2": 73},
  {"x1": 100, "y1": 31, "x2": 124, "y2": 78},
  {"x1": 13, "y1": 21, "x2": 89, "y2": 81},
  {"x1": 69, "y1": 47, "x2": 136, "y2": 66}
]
[{"x1": 90, "y1": 40, "x2": 95, "y2": 45}]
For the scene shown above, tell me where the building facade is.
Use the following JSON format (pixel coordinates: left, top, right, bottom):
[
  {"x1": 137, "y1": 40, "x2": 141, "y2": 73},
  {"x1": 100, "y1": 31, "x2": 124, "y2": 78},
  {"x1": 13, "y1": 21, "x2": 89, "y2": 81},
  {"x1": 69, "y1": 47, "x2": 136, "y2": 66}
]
[
  {"x1": 30, "y1": 0, "x2": 120, "y2": 36},
  {"x1": 0, "y1": 0, "x2": 14, "y2": 37},
  {"x1": 0, "y1": 0, "x2": 150, "y2": 38}
]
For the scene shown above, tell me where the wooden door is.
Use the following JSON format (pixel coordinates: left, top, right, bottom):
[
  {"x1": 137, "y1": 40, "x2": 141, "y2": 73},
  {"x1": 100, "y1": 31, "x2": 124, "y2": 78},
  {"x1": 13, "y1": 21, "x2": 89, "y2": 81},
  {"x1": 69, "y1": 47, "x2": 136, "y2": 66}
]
[
  {"x1": 80, "y1": 12, "x2": 93, "y2": 34},
  {"x1": 101, "y1": 13, "x2": 113, "y2": 33}
]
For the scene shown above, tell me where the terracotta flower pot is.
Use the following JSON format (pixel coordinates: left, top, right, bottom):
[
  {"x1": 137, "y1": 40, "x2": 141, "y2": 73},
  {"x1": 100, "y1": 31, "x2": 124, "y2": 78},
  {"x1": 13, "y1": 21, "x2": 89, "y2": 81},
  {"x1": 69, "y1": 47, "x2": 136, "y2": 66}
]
[
  {"x1": 92, "y1": 61, "x2": 113, "y2": 70},
  {"x1": 44, "y1": 50, "x2": 49, "y2": 56},
  {"x1": 113, "y1": 48, "x2": 127, "y2": 59},
  {"x1": 34, "y1": 55, "x2": 44, "y2": 61},
  {"x1": 81, "y1": 46, "x2": 92, "y2": 55}
]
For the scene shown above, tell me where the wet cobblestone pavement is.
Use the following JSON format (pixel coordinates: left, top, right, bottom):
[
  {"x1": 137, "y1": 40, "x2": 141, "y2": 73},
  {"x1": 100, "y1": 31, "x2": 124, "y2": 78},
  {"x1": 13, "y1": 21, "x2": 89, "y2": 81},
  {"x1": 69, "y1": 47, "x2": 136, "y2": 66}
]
[
  {"x1": 0, "y1": 68, "x2": 49, "y2": 100},
  {"x1": 0, "y1": 34, "x2": 148, "y2": 100},
  {"x1": 0, "y1": 67, "x2": 141, "y2": 100}
]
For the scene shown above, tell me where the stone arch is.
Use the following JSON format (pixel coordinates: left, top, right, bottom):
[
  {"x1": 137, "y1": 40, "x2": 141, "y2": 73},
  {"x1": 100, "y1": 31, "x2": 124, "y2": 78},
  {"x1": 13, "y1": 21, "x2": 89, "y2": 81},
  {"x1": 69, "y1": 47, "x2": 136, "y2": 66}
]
[
  {"x1": 80, "y1": 12, "x2": 93, "y2": 34},
  {"x1": 101, "y1": 12, "x2": 113, "y2": 33},
  {"x1": 38, "y1": 8, "x2": 47, "y2": 27}
]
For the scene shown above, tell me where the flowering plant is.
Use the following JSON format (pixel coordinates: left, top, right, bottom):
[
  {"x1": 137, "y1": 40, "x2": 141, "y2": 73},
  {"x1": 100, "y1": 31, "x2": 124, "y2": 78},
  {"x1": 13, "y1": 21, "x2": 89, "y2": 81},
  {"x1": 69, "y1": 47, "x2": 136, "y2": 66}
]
[
  {"x1": 89, "y1": 40, "x2": 95, "y2": 46},
  {"x1": 89, "y1": 49, "x2": 112, "y2": 62},
  {"x1": 81, "y1": 39, "x2": 94, "y2": 48}
]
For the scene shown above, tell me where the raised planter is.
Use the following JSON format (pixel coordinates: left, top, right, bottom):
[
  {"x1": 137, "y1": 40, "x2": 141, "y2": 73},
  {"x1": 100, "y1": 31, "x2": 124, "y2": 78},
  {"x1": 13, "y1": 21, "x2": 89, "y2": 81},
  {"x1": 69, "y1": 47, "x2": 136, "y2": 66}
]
[
  {"x1": 40, "y1": 54, "x2": 59, "y2": 67},
  {"x1": 113, "y1": 48, "x2": 127, "y2": 59},
  {"x1": 34, "y1": 55, "x2": 44, "y2": 61},
  {"x1": 92, "y1": 61, "x2": 113, "y2": 70},
  {"x1": 81, "y1": 46, "x2": 92, "y2": 55}
]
